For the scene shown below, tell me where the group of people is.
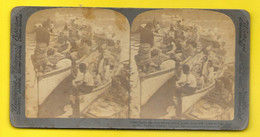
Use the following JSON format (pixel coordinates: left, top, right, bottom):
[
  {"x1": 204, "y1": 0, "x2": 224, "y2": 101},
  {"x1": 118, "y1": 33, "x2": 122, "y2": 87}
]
[
  {"x1": 31, "y1": 17, "x2": 122, "y2": 90},
  {"x1": 31, "y1": 17, "x2": 123, "y2": 118},
  {"x1": 135, "y1": 18, "x2": 226, "y2": 96}
]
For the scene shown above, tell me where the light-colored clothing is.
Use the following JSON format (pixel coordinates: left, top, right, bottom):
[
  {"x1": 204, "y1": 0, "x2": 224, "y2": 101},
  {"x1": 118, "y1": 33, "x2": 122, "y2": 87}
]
[
  {"x1": 186, "y1": 73, "x2": 197, "y2": 88},
  {"x1": 177, "y1": 72, "x2": 197, "y2": 88},
  {"x1": 208, "y1": 67, "x2": 215, "y2": 83},
  {"x1": 202, "y1": 60, "x2": 209, "y2": 76},
  {"x1": 95, "y1": 74, "x2": 102, "y2": 85},
  {"x1": 83, "y1": 71, "x2": 94, "y2": 86},
  {"x1": 104, "y1": 65, "x2": 111, "y2": 81},
  {"x1": 177, "y1": 71, "x2": 187, "y2": 84},
  {"x1": 73, "y1": 70, "x2": 94, "y2": 86}
]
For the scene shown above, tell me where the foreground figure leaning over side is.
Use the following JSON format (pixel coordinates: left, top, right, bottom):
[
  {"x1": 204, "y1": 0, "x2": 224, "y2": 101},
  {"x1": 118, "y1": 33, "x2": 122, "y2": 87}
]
[
  {"x1": 175, "y1": 64, "x2": 197, "y2": 118},
  {"x1": 70, "y1": 63, "x2": 95, "y2": 118}
]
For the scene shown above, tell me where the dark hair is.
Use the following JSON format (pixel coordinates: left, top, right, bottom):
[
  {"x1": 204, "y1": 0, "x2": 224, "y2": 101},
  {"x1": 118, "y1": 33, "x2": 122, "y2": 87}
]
[
  {"x1": 79, "y1": 63, "x2": 87, "y2": 73},
  {"x1": 151, "y1": 49, "x2": 160, "y2": 57},
  {"x1": 182, "y1": 64, "x2": 190, "y2": 74},
  {"x1": 47, "y1": 48, "x2": 55, "y2": 56}
]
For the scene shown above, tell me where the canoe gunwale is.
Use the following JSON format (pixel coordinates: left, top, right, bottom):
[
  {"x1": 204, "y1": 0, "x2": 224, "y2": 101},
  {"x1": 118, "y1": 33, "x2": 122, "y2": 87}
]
[
  {"x1": 181, "y1": 81, "x2": 216, "y2": 97},
  {"x1": 141, "y1": 68, "x2": 175, "y2": 80},
  {"x1": 140, "y1": 57, "x2": 193, "y2": 82},
  {"x1": 38, "y1": 55, "x2": 87, "y2": 80},
  {"x1": 79, "y1": 80, "x2": 112, "y2": 96}
]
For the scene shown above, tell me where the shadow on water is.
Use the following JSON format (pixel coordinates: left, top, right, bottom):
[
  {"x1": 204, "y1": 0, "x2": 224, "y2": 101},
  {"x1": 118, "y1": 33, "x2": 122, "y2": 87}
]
[
  {"x1": 141, "y1": 77, "x2": 177, "y2": 118},
  {"x1": 38, "y1": 75, "x2": 73, "y2": 118}
]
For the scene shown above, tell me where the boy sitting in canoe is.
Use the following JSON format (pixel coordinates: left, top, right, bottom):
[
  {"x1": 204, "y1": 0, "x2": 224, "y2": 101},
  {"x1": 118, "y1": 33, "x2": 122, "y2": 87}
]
[
  {"x1": 176, "y1": 64, "x2": 198, "y2": 96},
  {"x1": 175, "y1": 64, "x2": 198, "y2": 118},
  {"x1": 72, "y1": 63, "x2": 95, "y2": 94},
  {"x1": 70, "y1": 63, "x2": 95, "y2": 118}
]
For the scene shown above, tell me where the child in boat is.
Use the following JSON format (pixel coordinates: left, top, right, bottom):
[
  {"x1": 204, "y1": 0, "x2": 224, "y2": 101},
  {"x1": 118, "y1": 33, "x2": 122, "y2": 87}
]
[
  {"x1": 70, "y1": 63, "x2": 95, "y2": 118},
  {"x1": 176, "y1": 64, "x2": 198, "y2": 96},
  {"x1": 72, "y1": 63, "x2": 95, "y2": 91},
  {"x1": 104, "y1": 60, "x2": 112, "y2": 82},
  {"x1": 73, "y1": 62, "x2": 95, "y2": 96},
  {"x1": 175, "y1": 64, "x2": 197, "y2": 118},
  {"x1": 110, "y1": 40, "x2": 121, "y2": 62},
  {"x1": 207, "y1": 60, "x2": 215, "y2": 83},
  {"x1": 94, "y1": 72, "x2": 102, "y2": 86}
]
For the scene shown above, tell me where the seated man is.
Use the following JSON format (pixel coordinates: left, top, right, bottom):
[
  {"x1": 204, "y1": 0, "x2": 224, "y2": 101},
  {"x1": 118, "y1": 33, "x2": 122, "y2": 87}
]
[
  {"x1": 46, "y1": 48, "x2": 66, "y2": 69},
  {"x1": 150, "y1": 48, "x2": 170, "y2": 68}
]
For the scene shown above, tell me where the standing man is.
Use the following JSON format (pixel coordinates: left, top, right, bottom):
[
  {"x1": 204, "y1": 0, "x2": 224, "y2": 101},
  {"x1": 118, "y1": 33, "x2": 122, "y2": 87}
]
[
  {"x1": 31, "y1": 22, "x2": 51, "y2": 73},
  {"x1": 135, "y1": 22, "x2": 155, "y2": 73}
]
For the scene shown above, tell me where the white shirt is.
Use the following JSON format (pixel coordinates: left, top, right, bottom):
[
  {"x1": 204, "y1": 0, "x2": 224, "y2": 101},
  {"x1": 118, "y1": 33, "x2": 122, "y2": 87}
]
[
  {"x1": 73, "y1": 70, "x2": 94, "y2": 86},
  {"x1": 186, "y1": 73, "x2": 197, "y2": 88},
  {"x1": 83, "y1": 71, "x2": 94, "y2": 86}
]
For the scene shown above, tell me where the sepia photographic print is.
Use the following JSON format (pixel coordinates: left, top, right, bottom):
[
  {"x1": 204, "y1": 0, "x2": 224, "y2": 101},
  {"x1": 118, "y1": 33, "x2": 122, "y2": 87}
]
[
  {"x1": 25, "y1": 8, "x2": 130, "y2": 118},
  {"x1": 10, "y1": 7, "x2": 249, "y2": 130},
  {"x1": 130, "y1": 10, "x2": 235, "y2": 120}
]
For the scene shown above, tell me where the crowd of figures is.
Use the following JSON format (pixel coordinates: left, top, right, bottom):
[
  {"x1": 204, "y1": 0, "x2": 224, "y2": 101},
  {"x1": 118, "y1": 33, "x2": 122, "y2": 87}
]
[
  {"x1": 133, "y1": 18, "x2": 235, "y2": 118},
  {"x1": 30, "y1": 17, "x2": 126, "y2": 118},
  {"x1": 31, "y1": 17, "x2": 122, "y2": 87},
  {"x1": 28, "y1": 13, "x2": 234, "y2": 119},
  {"x1": 134, "y1": 18, "x2": 227, "y2": 91}
]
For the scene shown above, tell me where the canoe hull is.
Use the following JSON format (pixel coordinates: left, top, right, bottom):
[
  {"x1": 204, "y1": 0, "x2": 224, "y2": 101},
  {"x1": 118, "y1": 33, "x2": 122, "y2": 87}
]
[
  {"x1": 80, "y1": 81, "x2": 112, "y2": 114},
  {"x1": 37, "y1": 54, "x2": 92, "y2": 105},
  {"x1": 182, "y1": 82, "x2": 215, "y2": 114},
  {"x1": 38, "y1": 68, "x2": 71, "y2": 105},
  {"x1": 141, "y1": 68, "x2": 175, "y2": 105}
]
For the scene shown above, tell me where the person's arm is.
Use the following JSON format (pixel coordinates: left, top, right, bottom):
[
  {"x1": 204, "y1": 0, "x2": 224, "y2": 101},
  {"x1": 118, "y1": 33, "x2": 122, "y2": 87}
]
[
  {"x1": 56, "y1": 52, "x2": 66, "y2": 59},
  {"x1": 166, "y1": 42, "x2": 177, "y2": 54},
  {"x1": 61, "y1": 42, "x2": 72, "y2": 54},
  {"x1": 153, "y1": 33, "x2": 164, "y2": 37}
]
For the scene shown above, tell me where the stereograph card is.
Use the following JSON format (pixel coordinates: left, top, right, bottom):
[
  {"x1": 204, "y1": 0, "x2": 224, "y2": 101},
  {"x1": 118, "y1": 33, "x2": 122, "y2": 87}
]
[{"x1": 10, "y1": 7, "x2": 250, "y2": 130}]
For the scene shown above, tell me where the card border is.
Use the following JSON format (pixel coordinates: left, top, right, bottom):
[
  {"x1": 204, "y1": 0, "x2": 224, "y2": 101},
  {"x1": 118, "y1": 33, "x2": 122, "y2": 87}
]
[{"x1": 10, "y1": 7, "x2": 250, "y2": 130}]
